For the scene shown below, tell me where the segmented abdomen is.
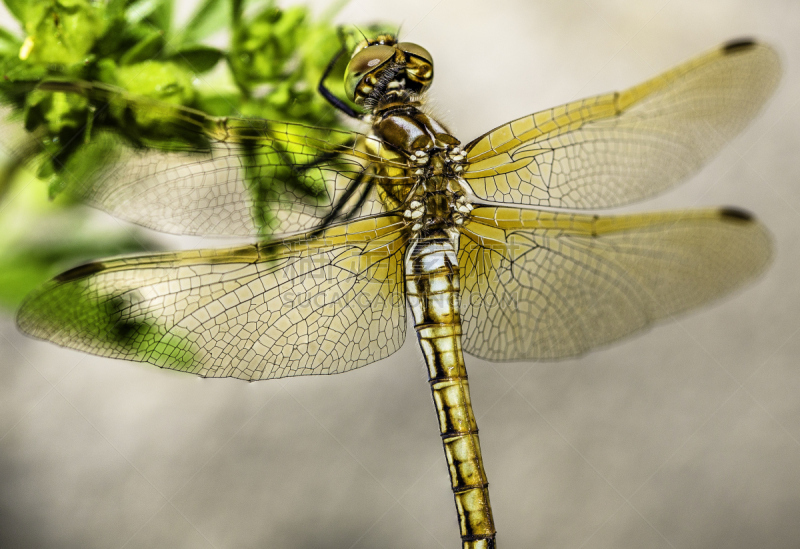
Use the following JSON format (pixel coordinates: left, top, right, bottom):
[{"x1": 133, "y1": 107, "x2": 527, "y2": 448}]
[{"x1": 405, "y1": 231, "x2": 496, "y2": 548}]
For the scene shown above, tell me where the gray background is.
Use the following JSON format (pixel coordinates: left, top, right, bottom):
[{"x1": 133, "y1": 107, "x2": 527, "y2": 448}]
[{"x1": 1, "y1": 0, "x2": 799, "y2": 547}]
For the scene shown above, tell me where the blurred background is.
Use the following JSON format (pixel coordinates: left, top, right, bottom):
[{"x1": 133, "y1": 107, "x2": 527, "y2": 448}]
[{"x1": 1, "y1": 0, "x2": 799, "y2": 548}]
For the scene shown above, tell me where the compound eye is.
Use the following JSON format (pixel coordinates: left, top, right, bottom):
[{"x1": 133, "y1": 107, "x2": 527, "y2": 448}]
[
  {"x1": 397, "y1": 42, "x2": 434, "y2": 92},
  {"x1": 344, "y1": 44, "x2": 396, "y2": 101},
  {"x1": 397, "y1": 42, "x2": 433, "y2": 65}
]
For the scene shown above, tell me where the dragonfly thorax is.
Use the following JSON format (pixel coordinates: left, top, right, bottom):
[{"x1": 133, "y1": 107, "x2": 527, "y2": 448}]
[
  {"x1": 403, "y1": 171, "x2": 475, "y2": 233},
  {"x1": 371, "y1": 103, "x2": 460, "y2": 153},
  {"x1": 364, "y1": 97, "x2": 471, "y2": 235}
]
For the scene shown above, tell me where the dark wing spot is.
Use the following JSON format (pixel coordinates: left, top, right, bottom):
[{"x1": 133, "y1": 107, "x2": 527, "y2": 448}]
[
  {"x1": 723, "y1": 39, "x2": 757, "y2": 54},
  {"x1": 106, "y1": 296, "x2": 146, "y2": 344},
  {"x1": 111, "y1": 318, "x2": 142, "y2": 342},
  {"x1": 719, "y1": 207, "x2": 755, "y2": 222},
  {"x1": 54, "y1": 261, "x2": 107, "y2": 282}
]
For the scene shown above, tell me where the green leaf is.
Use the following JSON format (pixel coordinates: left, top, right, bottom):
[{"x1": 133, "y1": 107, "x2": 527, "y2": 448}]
[
  {"x1": 0, "y1": 26, "x2": 21, "y2": 54},
  {"x1": 20, "y1": 89, "x2": 92, "y2": 190},
  {"x1": 46, "y1": 131, "x2": 118, "y2": 199},
  {"x1": 168, "y1": 44, "x2": 224, "y2": 73},
  {"x1": 0, "y1": 56, "x2": 47, "y2": 84},
  {"x1": 125, "y1": 0, "x2": 168, "y2": 26},
  {"x1": 231, "y1": 0, "x2": 244, "y2": 25},
  {"x1": 23, "y1": 87, "x2": 89, "y2": 135},
  {"x1": 229, "y1": 3, "x2": 310, "y2": 85},
  {"x1": 194, "y1": 92, "x2": 241, "y2": 116},
  {"x1": 114, "y1": 60, "x2": 195, "y2": 104},
  {"x1": 105, "y1": 0, "x2": 128, "y2": 19},
  {"x1": 177, "y1": 0, "x2": 229, "y2": 45},
  {"x1": 119, "y1": 29, "x2": 165, "y2": 65},
  {"x1": 91, "y1": 14, "x2": 126, "y2": 58},
  {"x1": 2, "y1": 0, "x2": 30, "y2": 24},
  {"x1": 146, "y1": 0, "x2": 173, "y2": 33},
  {"x1": 20, "y1": 0, "x2": 106, "y2": 65}
]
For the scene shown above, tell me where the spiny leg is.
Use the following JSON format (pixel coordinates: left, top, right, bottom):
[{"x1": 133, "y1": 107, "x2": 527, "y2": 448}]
[
  {"x1": 342, "y1": 177, "x2": 376, "y2": 222},
  {"x1": 308, "y1": 167, "x2": 371, "y2": 237},
  {"x1": 318, "y1": 45, "x2": 362, "y2": 120}
]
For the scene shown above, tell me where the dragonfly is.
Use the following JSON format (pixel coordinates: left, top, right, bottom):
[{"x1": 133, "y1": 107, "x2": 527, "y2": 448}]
[{"x1": 11, "y1": 35, "x2": 780, "y2": 548}]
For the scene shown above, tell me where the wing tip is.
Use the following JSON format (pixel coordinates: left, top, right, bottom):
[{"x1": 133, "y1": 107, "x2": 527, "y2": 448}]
[
  {"x1": 719, "y1": 207, "x2": 755, "y2": 222},
  {"x1": 54, "y1": 261, "x2": 108, "y2": 283},
  {"x1": 722, "y1": 38, "x2": 758, "y2": 54}
]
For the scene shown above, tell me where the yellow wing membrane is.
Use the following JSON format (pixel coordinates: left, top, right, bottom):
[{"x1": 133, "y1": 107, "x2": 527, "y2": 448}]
[
  {"x1": 463, "y1": 41, "x2": 780, "y2": 208},
  {"x1": 17, "y1": 216, "x2": 409, "y2": 379},
  {"x1": 22, "y1": 81, "x2": 411, "y2": 238},
  {"x1": 458, "y1": 207, "x2": 771, "y2": 361}
]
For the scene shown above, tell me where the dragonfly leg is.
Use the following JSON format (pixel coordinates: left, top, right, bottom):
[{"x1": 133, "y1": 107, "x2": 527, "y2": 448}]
[
  {"x1": 342, "y1": 177, "x2": 375, "y2": 221},
  {"x1": 309, "y1": 167, "x2": 371, "y2": 237},
  {"x1": 318, "y1": 46, "x2": 363, "y2": 120}
]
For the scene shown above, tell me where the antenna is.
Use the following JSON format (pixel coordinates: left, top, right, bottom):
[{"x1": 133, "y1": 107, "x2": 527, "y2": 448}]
[{"x1": 353, "y1": 25, "x2": 369, "y2": 43}]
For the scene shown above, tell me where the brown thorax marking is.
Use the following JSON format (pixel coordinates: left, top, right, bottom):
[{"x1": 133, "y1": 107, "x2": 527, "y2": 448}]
[{"x1": 367, "y1": 103, "x2": 473, "y2": 233}]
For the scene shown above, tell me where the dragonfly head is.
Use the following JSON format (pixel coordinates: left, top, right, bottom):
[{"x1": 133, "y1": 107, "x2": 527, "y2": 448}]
[{"x1": 344, "y1": 35, "x2": 433, "y2": 106}]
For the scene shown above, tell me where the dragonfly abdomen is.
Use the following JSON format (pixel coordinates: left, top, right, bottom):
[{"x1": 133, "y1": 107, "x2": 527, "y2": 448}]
[{"x1": 405, "y1": 232, "x2": 496, "y2": 548}]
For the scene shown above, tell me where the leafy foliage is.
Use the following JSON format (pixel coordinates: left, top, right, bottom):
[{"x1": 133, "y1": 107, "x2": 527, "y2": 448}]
[{"x1": 0, "y1": 0, "x2": 394, "y2": 309}]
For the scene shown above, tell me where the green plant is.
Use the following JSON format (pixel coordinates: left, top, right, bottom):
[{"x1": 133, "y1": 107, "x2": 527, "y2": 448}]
[{"x1": 0, "y1": 0, "x2": 392, "y2": 309}]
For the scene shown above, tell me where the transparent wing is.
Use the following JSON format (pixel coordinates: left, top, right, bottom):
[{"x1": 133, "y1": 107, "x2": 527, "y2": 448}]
[
  {"x1": 462, "y1": 41, "x2": 780, "y2": 208},
  {"x1": 12, "y1": 81, "x2": 411, "y2": 238},
  {"x1": 17, "y1": 215, "x2": 409, "y2": 380},
  {"x1": 458, "y1": 206, "x2": 771, "y2": 361}
]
